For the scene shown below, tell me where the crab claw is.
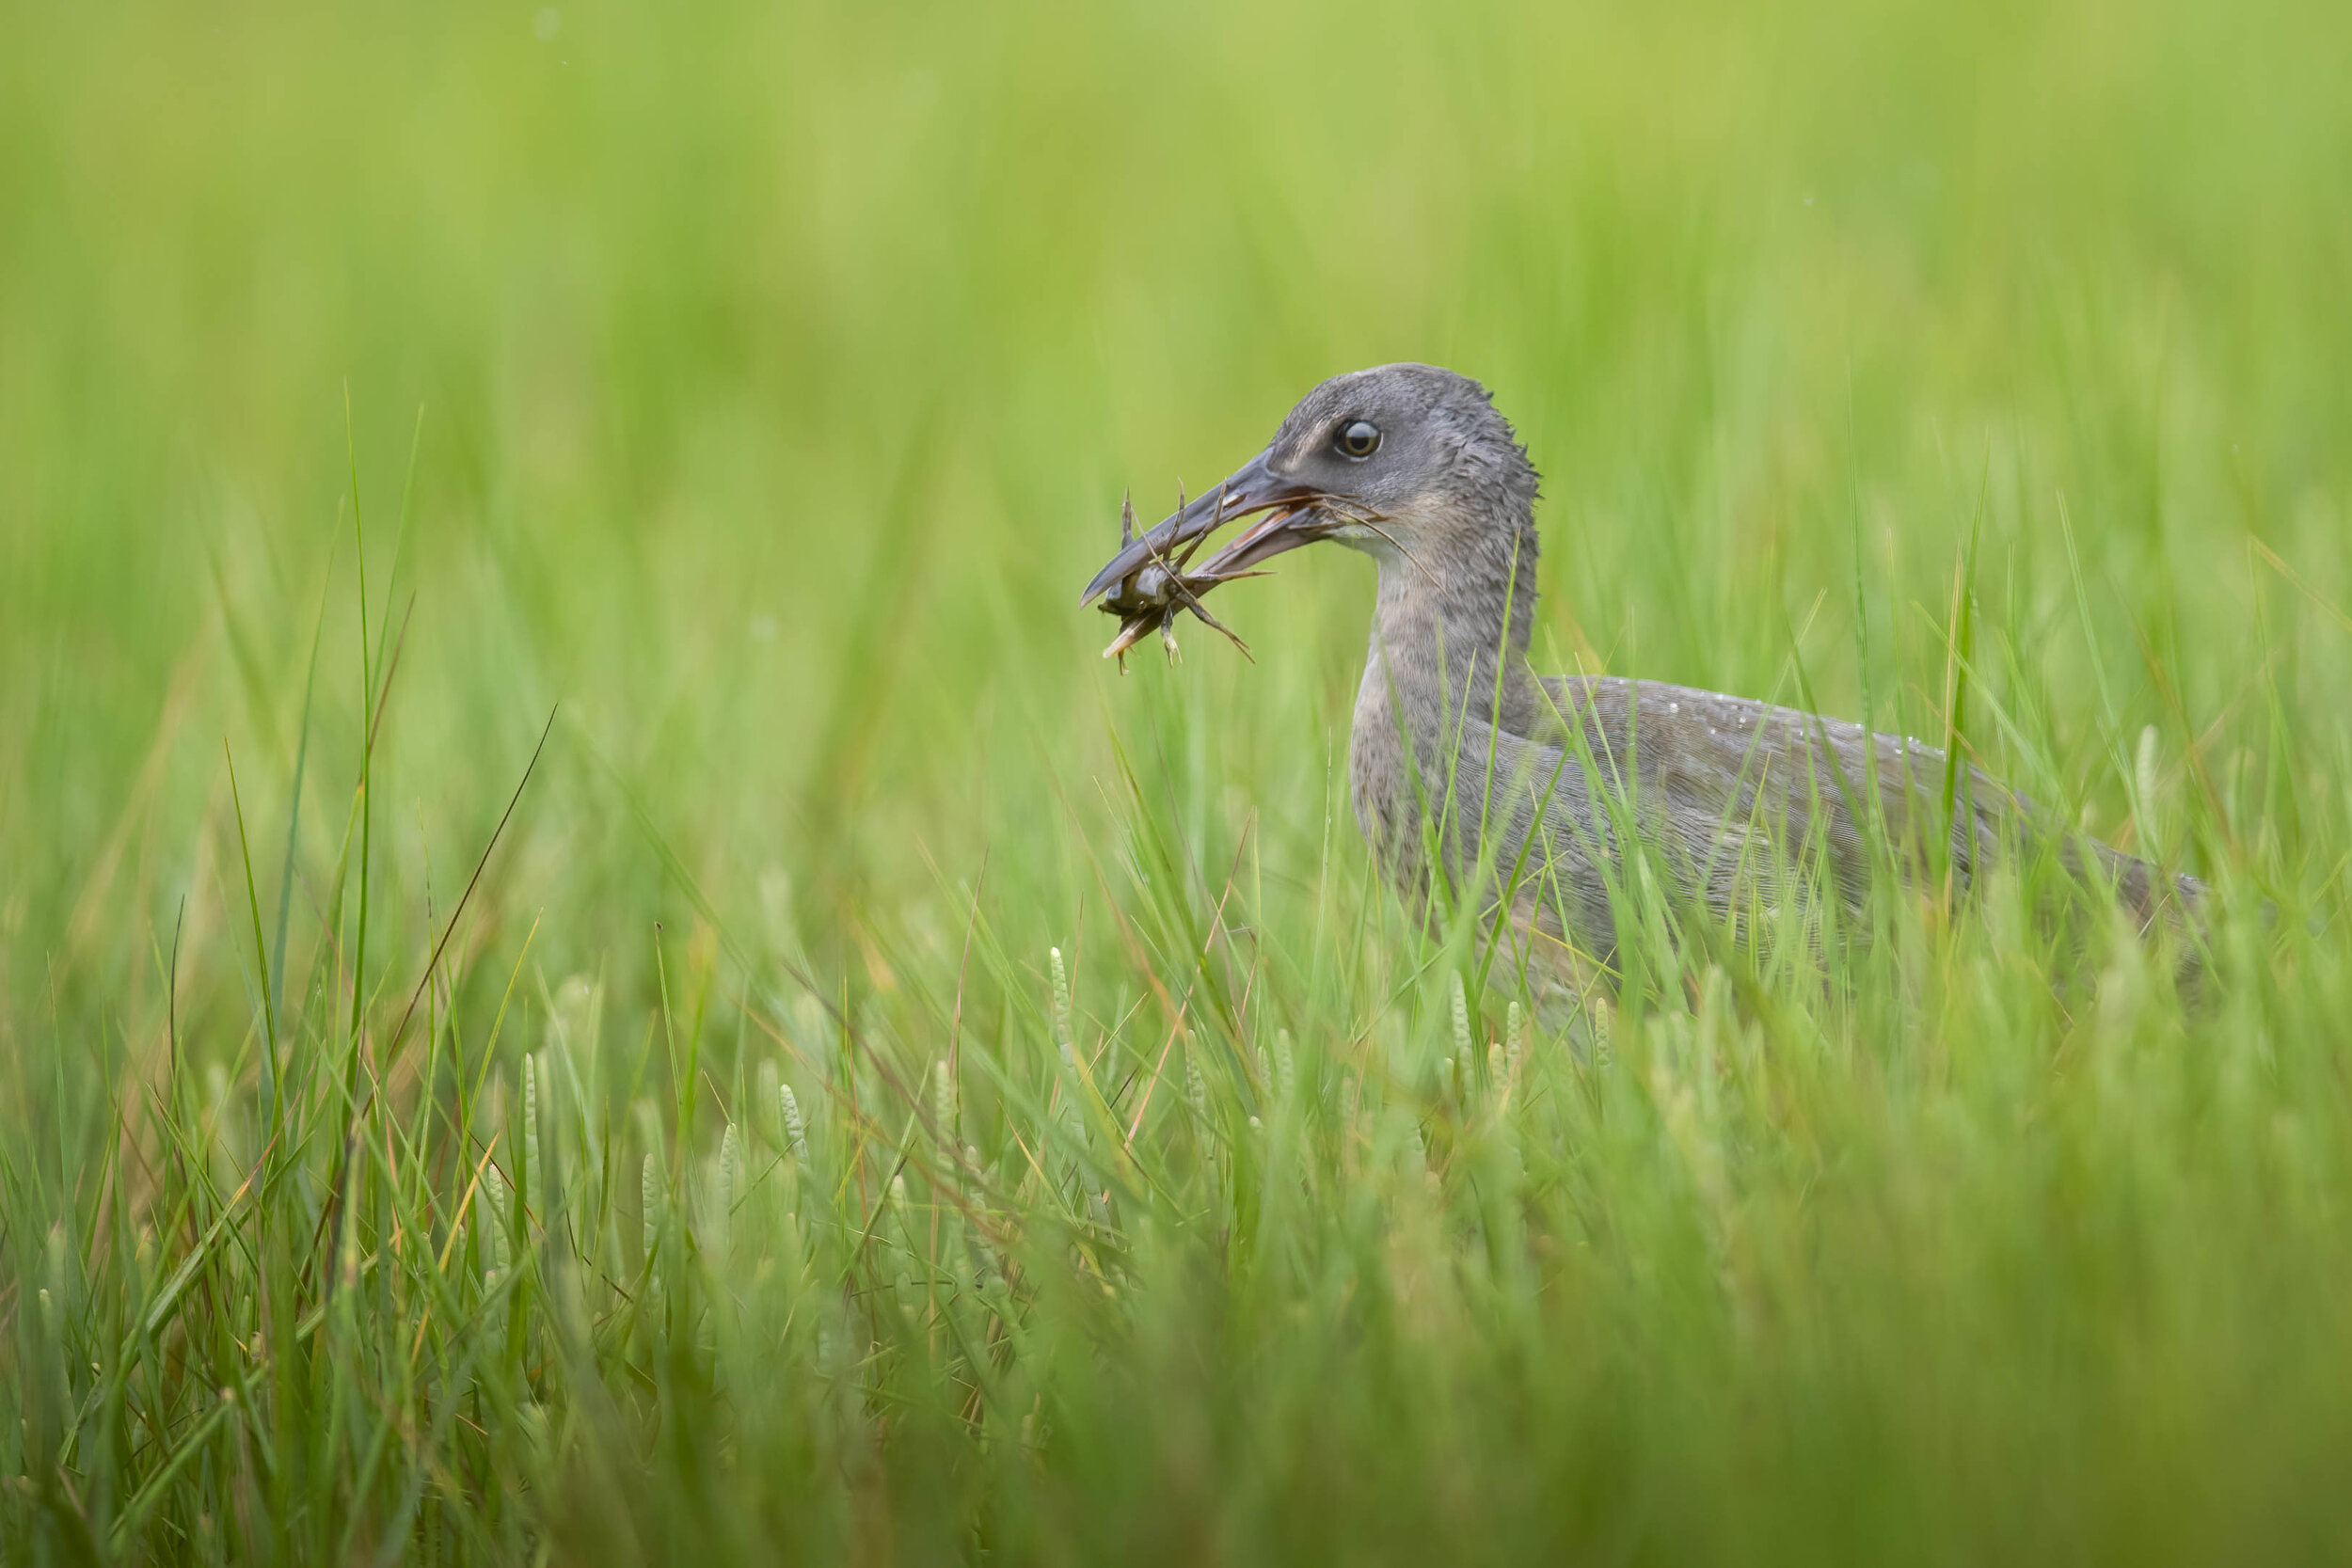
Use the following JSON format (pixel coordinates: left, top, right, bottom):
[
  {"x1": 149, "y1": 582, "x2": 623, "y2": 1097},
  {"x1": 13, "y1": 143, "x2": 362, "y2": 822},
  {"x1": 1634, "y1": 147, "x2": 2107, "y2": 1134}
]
[{"x1": 1103, "y1": 610, "x2": 1161, "y2": 667}]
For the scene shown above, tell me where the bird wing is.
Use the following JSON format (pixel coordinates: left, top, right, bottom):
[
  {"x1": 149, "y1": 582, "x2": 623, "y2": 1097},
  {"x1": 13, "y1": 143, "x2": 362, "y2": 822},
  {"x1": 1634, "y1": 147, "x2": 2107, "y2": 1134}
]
[{"x1": 1421, "y1": 675, "x2": 2197, "y2": 974}]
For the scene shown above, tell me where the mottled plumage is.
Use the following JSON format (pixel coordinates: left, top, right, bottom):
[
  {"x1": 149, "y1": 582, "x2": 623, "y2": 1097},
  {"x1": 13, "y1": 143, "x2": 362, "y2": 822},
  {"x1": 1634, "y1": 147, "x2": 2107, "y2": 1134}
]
[{"x1": 1086, "y1": 364, "x2": 2201, "y2": 990}]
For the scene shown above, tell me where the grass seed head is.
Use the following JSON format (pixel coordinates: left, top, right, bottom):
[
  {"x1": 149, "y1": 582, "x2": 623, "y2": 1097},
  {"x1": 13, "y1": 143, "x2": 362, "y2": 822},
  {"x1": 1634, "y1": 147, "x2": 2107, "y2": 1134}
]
[
  {"x1": 522, "y1": 1053, "x2": 542, "y2": 1214},
  {"x1": 641, "y1": 1152, "x2": 660, "y2": 1267},
  {"x1": 721, "y1": 1122, "x2": 740, "y2": 1212},
  {"x1": 933, "y1": 1059, "x2": 956, "y2": 1148},
  {"x1": 1450, "y1": 974, "x2": 1472, "y2": 1064},
  {"x1": 1049, "y1": 946, "x2": 1074, "y2": 1064},
  {"x1": 779, "y1": 1082, "x2": 809, "y2": 1164},
  {"x1": 483, "y1": 1164, "x2": 511, "y2": 1283}
]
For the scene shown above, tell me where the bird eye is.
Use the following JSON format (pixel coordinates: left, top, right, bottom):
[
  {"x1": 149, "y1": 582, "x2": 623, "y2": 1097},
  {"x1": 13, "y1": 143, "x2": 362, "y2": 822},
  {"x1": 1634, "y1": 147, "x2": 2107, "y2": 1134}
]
[{"x1": 1336, "y1": 420, "x2": 1381, "y2": 458}]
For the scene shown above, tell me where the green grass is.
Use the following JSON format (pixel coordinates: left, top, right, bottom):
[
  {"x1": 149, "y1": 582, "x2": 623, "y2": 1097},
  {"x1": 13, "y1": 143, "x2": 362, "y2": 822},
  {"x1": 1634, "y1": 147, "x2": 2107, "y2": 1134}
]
[{"x1": 7, "y1": 0, "x2": 2352, "y2": 1560}]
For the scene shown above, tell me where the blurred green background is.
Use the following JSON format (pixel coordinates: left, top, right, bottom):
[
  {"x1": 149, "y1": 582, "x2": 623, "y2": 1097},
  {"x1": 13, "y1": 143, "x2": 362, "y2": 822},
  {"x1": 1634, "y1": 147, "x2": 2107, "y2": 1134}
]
[
  {"x1": 7, "y1": 0, "x2": 2352, "y2": 1560},
  {"x1": 7, "y1": 0, "x2": 2346, "y2": 999}
]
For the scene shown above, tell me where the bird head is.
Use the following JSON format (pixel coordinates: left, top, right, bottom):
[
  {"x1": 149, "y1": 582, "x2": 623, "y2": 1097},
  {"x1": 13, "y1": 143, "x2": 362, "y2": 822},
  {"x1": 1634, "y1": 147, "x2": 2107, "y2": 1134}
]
[{"x1": 1080, "y1": 363, "x2": 1538, "y2": 606}]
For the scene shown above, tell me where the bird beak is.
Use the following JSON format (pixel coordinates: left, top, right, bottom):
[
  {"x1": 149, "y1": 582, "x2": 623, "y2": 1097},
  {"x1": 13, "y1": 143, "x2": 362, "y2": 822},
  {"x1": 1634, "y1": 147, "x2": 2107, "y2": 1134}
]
[{"x1": 1080, "y1": 449, "x2": 1319, "y2": 604}]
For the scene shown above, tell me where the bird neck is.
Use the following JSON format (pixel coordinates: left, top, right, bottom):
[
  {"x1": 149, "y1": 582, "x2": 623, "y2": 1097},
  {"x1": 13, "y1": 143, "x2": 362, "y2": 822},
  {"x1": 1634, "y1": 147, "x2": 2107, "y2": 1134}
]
[{"x1": 1363, "y1": 509, "x2": 1542, "y2": 731}]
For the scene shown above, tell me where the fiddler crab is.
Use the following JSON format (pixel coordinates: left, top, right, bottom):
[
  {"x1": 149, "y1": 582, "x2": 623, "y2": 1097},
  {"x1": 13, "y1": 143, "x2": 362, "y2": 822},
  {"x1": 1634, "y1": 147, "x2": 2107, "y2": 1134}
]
[
  {"x1": 1082, "y1": 453, "x2": 1392, "y2": 676},
  {"x1": 1089, "y1": 490, "x2": 1267, "y2": 670},
  {"x1": 1083, "y1": 444, "x2": 1398, "y2": 671}
]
